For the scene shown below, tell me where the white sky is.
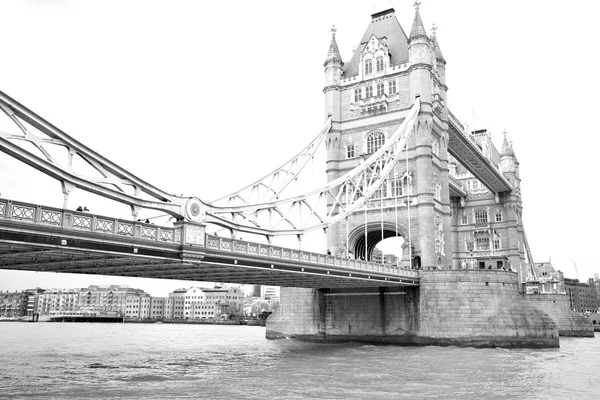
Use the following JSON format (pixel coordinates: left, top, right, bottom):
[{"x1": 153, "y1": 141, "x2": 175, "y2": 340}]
[{"x1": 0, "y1": 0, "x2": 599, "y2": 295}]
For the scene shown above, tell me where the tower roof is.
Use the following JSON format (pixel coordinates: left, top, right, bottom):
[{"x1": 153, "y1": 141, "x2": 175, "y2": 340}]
[
  {"x1": 501, "y1": 130, "x2": 515, "y2": 156},
  {"x1": 430, "y1": 24, "x2": 445, "y2": 61},
  {"x1": 324, "y1": 25, "x2": 343, "y2": 67},
  {"x1": 343, "y1": 8, "x2": 409, "y2": 76},
  {"x1": 409, "y1": 1, "x2": 428, "y2": 42}
]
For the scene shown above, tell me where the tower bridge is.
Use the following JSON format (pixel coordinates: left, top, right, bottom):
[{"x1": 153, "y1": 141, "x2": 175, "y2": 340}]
[{"x1": 0, "y1": 4, "x2": 591, "y2": 346}]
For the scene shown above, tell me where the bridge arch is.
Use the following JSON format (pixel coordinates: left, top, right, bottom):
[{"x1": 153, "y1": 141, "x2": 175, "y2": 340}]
[{"x1": 347, "y1": 221, "x2": 412, "y2": 263}]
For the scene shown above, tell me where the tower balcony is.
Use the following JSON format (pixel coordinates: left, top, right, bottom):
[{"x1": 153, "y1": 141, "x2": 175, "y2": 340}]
[{"x1": 359, "y1": 94, "x2": 388, "y2": 115}]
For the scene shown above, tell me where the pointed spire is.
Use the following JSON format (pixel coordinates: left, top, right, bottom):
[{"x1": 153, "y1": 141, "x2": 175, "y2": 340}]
[
  {"x1": 501, "y1": 129, "x2": 514, "y2": 156},
  {"x1": 430, "y1": 23, "x2": 445, "y2": 62},
  {"x1": 409, "y1": 1, "x2": 428, "y2": 42},
  {"x1": 324, "y1": 25, "x2": 343, "y2": 67}
]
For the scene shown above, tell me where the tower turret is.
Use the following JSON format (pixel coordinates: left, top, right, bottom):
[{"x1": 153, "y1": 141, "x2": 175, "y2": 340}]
[
  {"x1": 408, "y1": 1, "x2": 432, "y2": 103},
  {"x1": 323, "y1": 25, "x2": 343, "y2": 121}
]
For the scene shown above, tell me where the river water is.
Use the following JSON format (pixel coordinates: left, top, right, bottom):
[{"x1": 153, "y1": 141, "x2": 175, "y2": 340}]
[{"x1": 0, "y1": 323, "x2": 598, "y2": 399}]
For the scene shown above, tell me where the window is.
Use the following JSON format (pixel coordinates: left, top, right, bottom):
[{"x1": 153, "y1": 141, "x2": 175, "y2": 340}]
[
  {"x1": 346, "y1": 143, "x2": 355, "y2": 158},
  {"x1": 493, "y1": 239, "x2": 501, "y2": 250},
  {"x1": 365, "y1": 59, "x2": 372, "y2": 74},
  {"x1": 432, "y1": 139, "x2": 440, "y2": 157},
  {"x1": 377, "y1": 82, "x2": 384, "y2": 96},
  {"x1": 465, "y1": 241, "x2": 474, "y2": 252},
  {"x1": 390, "y1": 178, "x2": 402, "y2": 197},
  {"x1": 366, "y1": 131, "x2": 385, "y2": 154},
  {"x1": 461, "y1": 214, "x2": 468, "y2": 225},
  {"x1": 495, "y1": 212, "x2": 503, "y2": 222},
  {"x1": 365, "y1": 85, "x2": 373, "y2": 98},
  {"x1": 389, "y1": 80, "x2": 397, "y2": 94},
  {"x1": 376, "y1": 56, "x2": 384, "y2": 72},
  {"x1": 475, "y1": 209, "x2": 488, "y2": 224},
  {"x1": 476, "y1": 237, "x2": 489, "y2": 250},
  {"x1": 354, "y1": 89, "x2": 361, "y2": 102}
]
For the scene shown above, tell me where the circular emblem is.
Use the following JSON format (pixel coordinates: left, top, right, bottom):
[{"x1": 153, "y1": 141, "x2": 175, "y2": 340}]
[{"x1": 185, "y1": 197, "x2": 205, "y2": 222}]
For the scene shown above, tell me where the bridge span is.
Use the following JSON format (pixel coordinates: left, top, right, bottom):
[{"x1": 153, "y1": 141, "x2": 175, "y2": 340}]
[{"x1": 0, "y1": 198, "x2": 419, "y2": 288}]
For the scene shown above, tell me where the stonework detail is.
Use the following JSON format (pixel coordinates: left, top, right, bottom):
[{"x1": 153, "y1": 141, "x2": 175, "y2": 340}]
[{"x1": 185, "y1": 225, "x2": 205, "y2": 246}]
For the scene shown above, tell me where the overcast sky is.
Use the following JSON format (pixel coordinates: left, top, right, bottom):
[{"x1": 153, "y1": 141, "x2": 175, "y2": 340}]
[{"x1": 0, "y1": 0, "x2": 598, "y2": 295}]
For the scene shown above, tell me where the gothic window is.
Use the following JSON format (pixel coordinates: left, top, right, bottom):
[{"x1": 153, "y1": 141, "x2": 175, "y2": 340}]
[
  {"x1": 475, "y1": 209, "x2": 488, "y2": 224},
  {"x1": 390, "y1": 177, "x2": 402, "y2": 197},
  {"x1": 476, "y1": 237, "x2": 489, "y2": 250},
  {"x1": 365, "y1": 85, "x2": 373, "y2": 98},
  {"x1": 346, "y1": 142, "x2": 355, "y2": 158},
  {"x1": 389, "y1": 80, "x2": 397, "y2": 94},
  {"x1": 493, "y1": 238, "x2": 501, "y2": 250},
  {"x1": 465, "y1": 240, "x2": 474, "y2": 252},
  {"x1": 354, "y1": 89, "x2": 361, "y2": 102},
  {"x1": 461, "y1": 214, "x2": 468, "y2": 225},
  {"x1": 433, "y1": 174, "x2": 441, "y2": 201},
  {"x1": 366, "y1": 131, "x2": 385, "y2": 154},
  {"x1": 365, "y1": 59, "x2": 373, "y2": 75},
  {"x1": 401, "y1": 173, "x2": 413, "y2": 196},
  {"x1": 376, "y1": 56, "x2": 384, "y2": 72},
  {"x1": 495, "y1": 212, "x2": 503, "y2": 222},
  {"x1": 377, "y1": 82, "x2": 384, "y2": 96},
  {"x1": 432, "y1": 139, "x2": 440, "y2": 157}
]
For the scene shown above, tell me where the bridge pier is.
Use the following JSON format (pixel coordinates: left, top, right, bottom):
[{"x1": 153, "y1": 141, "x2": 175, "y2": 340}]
[{"x1": 267, "y1": 269, "x2": 562, "y2": 348}]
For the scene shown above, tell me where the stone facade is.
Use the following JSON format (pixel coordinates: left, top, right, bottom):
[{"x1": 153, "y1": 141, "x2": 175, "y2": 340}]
[
  {"x1": 523, "y1": 293, "x2": 593, "y2": 337},
  {"x1": 268, "y1": 270, "x2": 559, "y2": 348}
]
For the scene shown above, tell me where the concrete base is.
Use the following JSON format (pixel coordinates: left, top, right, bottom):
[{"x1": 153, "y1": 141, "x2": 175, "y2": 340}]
[{"x1": 267, "y1": 270, "x2": 560, "y2": 348}]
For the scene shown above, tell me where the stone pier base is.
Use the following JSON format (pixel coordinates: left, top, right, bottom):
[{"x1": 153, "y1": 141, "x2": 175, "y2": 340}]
[
  {"x1": 523, "y1": 293, "x2": 594, "y2": 337},
  {"x1": 266, "y1": 270, "x2": 560, "y2": 348}
]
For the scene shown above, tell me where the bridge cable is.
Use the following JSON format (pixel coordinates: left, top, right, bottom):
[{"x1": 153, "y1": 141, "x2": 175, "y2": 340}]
[
  {"x1": 406, "y1": 126, "x2": 412, "y2": 268},
  {"x1": 394, "y1": 170, "x2": 399, "y2": 269},
  {"x1": 380, "y1": 188, "x2": 384, "y2": 264},
  {"x1": 364, "y1": 172, "x2": 368, "y2": 261}
]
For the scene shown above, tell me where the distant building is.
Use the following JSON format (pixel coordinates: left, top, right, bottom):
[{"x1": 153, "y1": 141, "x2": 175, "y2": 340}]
[
  {"x1": 168, "y1": 285, "x2": 244, "y2": 320},
  {"x1": 563, "y1": 278, "x2": 598, "y2": 313},
  {"x1": 260, "y1": 286, "x2": 280, "y2": 304},
  {"x1": 525, "y1": 262, "x2": 565, "y2": 294},
  {"x1": 0, "y1": 290, "x2": 32, "y2": 317}
]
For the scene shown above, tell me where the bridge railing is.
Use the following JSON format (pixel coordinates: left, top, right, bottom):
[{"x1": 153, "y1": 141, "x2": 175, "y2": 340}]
[
  {"x1": 0, "y1": 198, "x2": 419, "y2": 279},
  {"x1": 0, "y1": 198, "x2": 182, "y2": 244},
  {"x1": 205, "y1": 235, "x2": 419, "y2": 278}
]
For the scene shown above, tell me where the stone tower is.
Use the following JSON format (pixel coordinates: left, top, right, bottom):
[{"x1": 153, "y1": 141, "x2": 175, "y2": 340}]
[{"x1": 323, "y1": 5, "x2": 452, "y2": 269}]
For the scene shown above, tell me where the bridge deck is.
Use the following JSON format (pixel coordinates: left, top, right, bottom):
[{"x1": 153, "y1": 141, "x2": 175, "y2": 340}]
[{"x1": 0, "y1": 199, "x2": 419, "y2": 288}]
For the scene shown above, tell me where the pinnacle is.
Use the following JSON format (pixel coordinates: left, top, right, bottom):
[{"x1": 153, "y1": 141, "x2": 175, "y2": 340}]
[
  {"x1": 324, "y1": 25, "x2": 344, "y2": 67},
  {"x1": 409, "y1": 1, "x2": 428, "y2": 42},
  {"x1": 501, "y1": 130, "x2": 515, "y2": 156},
  {"x1": 431, "y1": 24, "x2": 445, "y2": 61}
]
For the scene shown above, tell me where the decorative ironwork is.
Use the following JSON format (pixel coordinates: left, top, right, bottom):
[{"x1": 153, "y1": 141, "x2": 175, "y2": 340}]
[
  {"x1": 72, "y1": 215, "x2": 91, "y2": 229},
  {"x1": 12, "y1": 205, "x2": 35, "y2": 221},
  {"x1": 0, "y1": 202, "x2": 5, "y2": 216},
  {"x1": 40, "y1": 210, "x2": 61, "y2": 226},
  {"x1": 117, "y1": 223, "x2": 133, "y2": 236},
  {"x1": 160, "y1": 230, "x2": 174, "y2": 242},
  {"x1": 96, "y1": 219, "x2": 114, "y2": 233},
  {"x1": 141, "y1": 227, "x2": 157, "y2": 239}
]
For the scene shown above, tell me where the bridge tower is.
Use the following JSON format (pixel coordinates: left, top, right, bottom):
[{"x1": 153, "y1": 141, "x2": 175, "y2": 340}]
[{"x1": 323, "y1": 5, "x2": 452, "y2": 269}]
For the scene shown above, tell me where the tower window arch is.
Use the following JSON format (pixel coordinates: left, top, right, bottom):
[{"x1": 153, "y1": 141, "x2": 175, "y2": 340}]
[
  {"x1": 475, "y1": 209, "x2": 488, "y2": 224},
  {"x1": 354, "y1": 88, "x2": 361, "y2": 102},
  {"x1": 366, "y1": 131, "x2": 385, "y2": 154},
  {"x1": 432, "y1": 139, "x2": 440, "y2": 157},
  {"x1": 365, "y1": 85, "x2": 373, "y2": 98},
  {"x1": 376, "y1": 56, "x2": 384, "y2": 72},
  {"x1": 377, "y1": 82, "x2": 384, "y2": 96},
  {"x1": 388, "y1": 80, "x2": 397, "y2": 94},
  {"x1": 365, "y1": 59, "x2": 373, "y2": 75},
  {"x1": 346, "y1": 142, "x2": 355, "y2": 159}
]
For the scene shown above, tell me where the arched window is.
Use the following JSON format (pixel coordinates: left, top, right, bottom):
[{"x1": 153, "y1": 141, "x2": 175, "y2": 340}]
[
  {"x1": 365, "y1": 85, "x2": 373, "y2": 98},
  {"x1": 401, "y1": 172, "x2": 413, "y2": 196},
  {"x1": 376, "y1": 56, "x2": 384, "y2": 72},
  {"x1": 377, "y1": 82, "x2": 384, "y2": 96},
  {"x1": 365, "y1": 59, "x2": 373, "y2": 74},
  {"x1": 388, "y1": 80, "x2": 397, "y2": 94},
  {"x1": 354, "y1": 89, "x2": 361, "y2": 102},
  {"x1": 461, "y1": 214, "x2": 468, "y2": 225},
  {"x1": 366, "y1": 131, "x2": 385, "y2": 154},
  {"x1": 432, "y1": 139, "x2": 440, "y2": 157},
  {"x1": 346, "y1": 142, "x2": 355, "y2": 158},
  {"x1": 475, "y1": 209, "x2": 488, "y2": 224}
]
